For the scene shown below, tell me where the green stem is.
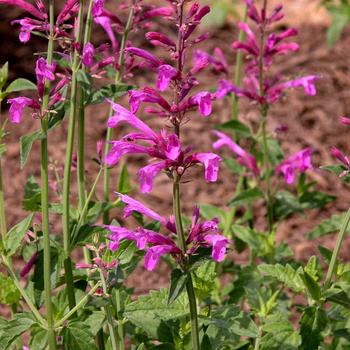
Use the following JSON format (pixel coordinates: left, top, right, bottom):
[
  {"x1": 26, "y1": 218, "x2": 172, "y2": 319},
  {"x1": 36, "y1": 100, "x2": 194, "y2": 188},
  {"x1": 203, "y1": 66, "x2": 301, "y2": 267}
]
[
  {"x1": 0, "y1": 103, "x2": 7, "y2": 239},
  {"x1": 103, "y1": 3, "x2": 135, "y2": 224},
  {"x1": 324, "y1": 208, "x2": 350, "y2": 288},
  {"x1": 77, "y1": 0, "x2": 94, "y2": 213},
  {"x1": 232, "y1": 5, "x2": 248, "y2": 121},
  {"x1": 54, "y1": 282, "x2": 101, "y2": 328},
  {"x1": 173, "y1": 176, "x2": 200, "y2": 350},
  {"x1": 3, "y1": 257, "x2": 47, "y2": 327},
  {"x1": 62, "y1": 0, "x2": 85, "y2": 313},
  {"x1": 99, "y1": 268, "x2": 119, "y2": 350},
  {"x1": 40, "y1": 1, "x2": 57, "y2": 348},
  {"x1": 114, "y1": 290, "x2": 125, "y2": 350}
]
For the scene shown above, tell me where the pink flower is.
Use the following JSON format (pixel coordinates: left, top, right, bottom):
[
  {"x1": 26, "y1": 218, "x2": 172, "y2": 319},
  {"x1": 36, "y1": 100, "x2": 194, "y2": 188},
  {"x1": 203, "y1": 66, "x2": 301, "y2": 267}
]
[
  {"x1": 144, "y1": 245, "x2": 179, "y2": 271},
  {"x1": 82, "y1": 42, "x2": 95, "y2": 67},
  {"x1": 331, "y1": 147, "x2": 350, "y2": 170},
  {"x1": 204, "y1": 235, "x2": 229, "y2": 262},
  {"x1": 125, "y1": 47, "x2": 161, "y2": 68},
  {"x1": 20, "y1": 252, "x2": 38, "y2": 277},
  {"x1": 282, "y1": 76, "x2": 318, "y2": 96},
  {"x1": 190, "y1": 91, "x2": 213, "y2": 116},
  {"x1": 340, "y1": 116, "x2": 350, "y2": 126},
  {"x1": 7, "y1": 97, "x2": 38, "y2": 123},
  {"x1": 276, "y1": 148, "x2": 313, "y2": 184},
  {"x1": 213, "y1": 131, "x2": 260, "y2": 176},
  {"x1": 0, "y1": 0, "x2": 46, "y2": 20},
  {"x1": 157, "y1": 65, "x2": 178, "y2": 91},
  {"x1": 93, "y1": 16, "x2": 117, "y2": 49},
  {"x1": 92, "y1": 0, "x2": 104, "y2": 17},
  {"x1": 146, "y1": 32, "x2": 176, "y2": 48},
  {"x1": 190, "y1": 153, "x2": 221, "y2": 182}
]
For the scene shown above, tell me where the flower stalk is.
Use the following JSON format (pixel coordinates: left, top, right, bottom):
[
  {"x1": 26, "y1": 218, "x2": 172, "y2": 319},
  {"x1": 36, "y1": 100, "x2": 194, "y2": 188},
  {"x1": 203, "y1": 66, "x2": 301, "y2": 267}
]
[
  {"x1": 103, "y1": 2, "x2": 135, "y2": 225},
  {"x1": 62, "y1": 0, "x2": 85, "y2": 314}
]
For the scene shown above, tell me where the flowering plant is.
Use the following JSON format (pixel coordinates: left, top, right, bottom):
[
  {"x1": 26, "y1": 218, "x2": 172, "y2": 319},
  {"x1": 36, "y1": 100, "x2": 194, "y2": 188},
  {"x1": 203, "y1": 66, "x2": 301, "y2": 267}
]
[{"x1": 0, "y1": 1, "x2": 349, "y2": 349}]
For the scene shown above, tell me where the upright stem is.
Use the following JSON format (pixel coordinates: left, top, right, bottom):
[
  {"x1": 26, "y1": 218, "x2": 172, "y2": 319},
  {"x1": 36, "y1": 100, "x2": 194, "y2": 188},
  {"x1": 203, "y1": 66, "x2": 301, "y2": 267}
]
[
  {"x1": 173, "y1": 176, "x2": 200, "y2": 350},
  {"x1": 99, "y1": 268, "x2": 119, "y2": 350},
  {"x1": 77, "y1": 0, "x2": 94, "y2": 213},
  {"x1": 0, "y1": 103, "x2": 7, "y2": 239},
  {"x1": 62, "y1": 0, "x2": 85, "y2": 313},
  {"x1": 324, "y1": 208, "x2": 350, "y2": 288},
  {"x1": 103, "y1": 3, "x2": 135, "y2": 224},
  {"x1": 232, "y1": 5, "x2": 248, "y2": 121},
  {"x1": 40, "y1": 1, "x2": 57, "y2": 348}
]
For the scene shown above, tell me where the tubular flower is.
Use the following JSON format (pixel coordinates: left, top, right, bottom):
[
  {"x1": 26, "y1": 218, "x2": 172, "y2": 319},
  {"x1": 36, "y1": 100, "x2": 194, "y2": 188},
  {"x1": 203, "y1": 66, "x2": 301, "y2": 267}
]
[
  {"x1": 7, "y1": 57, "x2": 67, "y2": 123},
  {"x1": 105, "y1": 196, "x2": 229, "y2": 271},
  {"x1": 216, "y1": 1, "x2": 318, "y2": 105},
  {"x1": 276, "y1": 148, "x2": 313, "y2": 184},
  {"x1": 106, "y1": 102, "x2": 221, "y2": 192},
  {"x1": 212, "y1": 131, "x2": 260, "y2": 176}
]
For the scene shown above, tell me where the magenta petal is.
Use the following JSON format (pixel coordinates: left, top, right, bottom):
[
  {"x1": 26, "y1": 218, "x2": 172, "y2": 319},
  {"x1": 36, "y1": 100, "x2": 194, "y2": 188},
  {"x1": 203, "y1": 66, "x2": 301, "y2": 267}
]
[
  {"x1": 204, "y1": 234, "x2": 229, "y2": 262},
  {"x1": 193, "y1": 153, "x2": 221, "y2": 182},
  {"x1": 82, "y1": 42, "x2": 94, "y2": 67},
  {"x1": 284, "y1": 75, "x2": 318, "y2": 96},
  {"x1": 92, "y1": 0, "x2": 104, "y2": 16},
  {"x1": 7, "y1": 97, "x2": 34, "y2": 123},
  {"x1": 94, "y1": 16, "x2": 117, "y2": 49},
  {"x1": 191, "y1": 91, "x2": 213, "y2": 116},
  {"x1": 144, "y1": 245, "x2": 175, "y2": 271},
  {"x1": 138, "y1": 161, "x2": 167, "y2": 193},
  {"x1": 157, "y1": 65, "x2": 177, "y2": 91},
  {"x1": 105, "y1": 141, "x2": 149, "y2": 166}
]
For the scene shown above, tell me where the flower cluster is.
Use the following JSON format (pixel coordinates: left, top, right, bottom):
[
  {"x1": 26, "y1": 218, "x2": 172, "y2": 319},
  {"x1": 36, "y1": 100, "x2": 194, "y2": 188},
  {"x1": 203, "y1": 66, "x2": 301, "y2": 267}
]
[
  {"x1": 1, "y1": 0, "x2": 79, "y2": 43},
  {"x1": 105, "y1": 194, "x2": 229, "y2": 271},
  {"x1": 214, "y1": 0, "x2": 318, "y2": 105},
  {"x1": 7, "y1": 57, "x2": 66, "y2": 123}
]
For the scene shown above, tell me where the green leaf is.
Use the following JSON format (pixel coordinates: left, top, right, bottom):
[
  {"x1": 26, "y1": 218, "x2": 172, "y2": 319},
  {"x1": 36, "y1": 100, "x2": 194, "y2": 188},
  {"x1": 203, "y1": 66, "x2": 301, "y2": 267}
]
[
  {"x1": 223, "y1": 157, "x2": 245, "y2": 175},
  {"x1": 4, "y1": 213, "x2": 34, "y2": 256},
  {"x1": 20, "y1": 130, "x2": 45, "y2": 169},
  {"x1": 168, "y1": 269, "x2": 188, "y2": 305},
  {"x1": 0, "y1": 62, "x2": 9, "y2": 90},
  {"x1": 29, "y1": 326, "x2": 48, "y2": 349},
  {"x1": 61, "y1": 321, "x2": 98, "y2": 350},
  {"x1": 0, "y1": 313, "x2": 37, "y2": 350},
  {"x1": 71, "y1": 225, "x2": 107, "y2": 248},
  {"x1": 321, "y1": 164, "x2": 350, "y2": 182},
  {"x1": 229, "y1": 187, "x2": 264, "y2": 206},
  {"x1": 327, "y1": 6, "x2": 350, "y2": 47},
  {"x1": 193, "y1": 260, "x2": 217, "y2": 299},
  {"x1": 300, "y1": 306, "x2": 327, "y2": 350},
  {"x1": 89, "y1": 84, "x2": 134, "y2": 105},
  {"x1": 216, "y1": 120, "x2": 251, "y2": 138},
  {"x1": 318, "y1": 245, "x2": 333, "y2": 264},
  {"x1": 299, "y1": 191, "x2": 335, "y2": 209},
  {"x1": 261, "y1": 313, "x2": 301, "y2": 350},
  {"x1": 118, "y1": 163, "x2": 131, "y2": 194},
  {"x1": 0, "y1": 272, "x2": 20, "y2": 304},
  {"x1": 124, "y1": 288, "x2": 188, "y2": 341},
  {"x1": 274, "y1": 191, "x2": 303, "y2": 220},
  {"x1": 23, "y1": 175, "x2": 41, "y2": 212},
  {"x1": 258, "y1": 264, "x2": 305, "y2": 293},
  {"x1": 0, "y1": 143, "x2": 6, "y2": 157},
  {"x1": 308, "y1": 214, "x2": 347, "y2": 239},
  {"x1": 323, "y1": 287, "x2": 350, "y2": 308},
  {"x1": 301, "y1": 271, "x2": 321, "y2": 302},
  {"x1": 83, "y1": 311, "x2": 105, "y2": 336},
  {"x1": 5, "y1": 78, "x2": 37, "y2": 93}
]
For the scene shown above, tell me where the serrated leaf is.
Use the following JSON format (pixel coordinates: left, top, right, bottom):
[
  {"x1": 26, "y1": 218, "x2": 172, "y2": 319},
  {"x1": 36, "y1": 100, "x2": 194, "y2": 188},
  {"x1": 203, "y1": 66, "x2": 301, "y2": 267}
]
[
  {"x1": 261, "y1": 313, "x2": 301, "y2": 350},
  {"x1": 89, "y1": 84, "x2": 134, "y2": 105},
  {"x1": 23, "y1": 175, "x2": 41, "y2": 212},
  {"x1": 301, "y1": 271, "x2": 321, "y2": 302},
  {"x1": 258, "y1": 264, "x2": 305, "y2": 293},
  {"x1": 216, "y1": 120, "x2": 251, "y2": 137},
  {"x1": 0, "y1": 62, "x2": 9, "y2": 90},
  {"x1": 118, "y1": 163, "x2": 131, "y2": 194},
  {"x1": 83, "y1": 311, "x2": 105, "y2": 336},
  {"x1": 0, "y1": 313, "x2": 37, "y2": 350},
  {"x1": 5, "y1": 213, "x2": 34, "y2": 256},
  {"x1": 300, "y1": 306, "x2": 327, "y2": 350},
  {"x1": 308, "y1": 214, "x2": 348, "y2": 239},
  {"x1": 168, "y1": 269, "x2": 188, "y2": 305},
  {"x1": 229, "y1": 187, "x2": 264, "y2": 206},
  {"x1": 0, "y1": 272, "x2": 20, "y2": 304},
  {"x1": 61, "y1": 321, "x2": 98, "y2": 350},
  {"x1": 20, "y1": 130, "x2": 45, "y2": 169},
  {"x1": 323, "y1": 287, "x2": 350, "y2": 308},
  {"x1": 327, "y1": 6, "x2": 350, "y2": 47},
  {"x1": 299, "y1": 191, "x2": 335, "y2": 209},
  {"x1": 5, "y1": 78, "x2": 37, "y2": 93},
  {"x1": 124, "y1": 288, "x2": 188, "y2": 341},
  {"x1": 274, "y1": 191, "x2": 303, "y2": 220}
]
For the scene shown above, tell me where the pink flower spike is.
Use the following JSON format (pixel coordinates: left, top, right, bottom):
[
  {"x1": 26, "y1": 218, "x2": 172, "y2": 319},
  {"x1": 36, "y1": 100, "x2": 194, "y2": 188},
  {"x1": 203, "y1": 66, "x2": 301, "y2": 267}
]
[
  {"x1": 144, "y1": 245, "x2": 176, "y2": 271},
  {"x1": 0, "y1": 0, "x2": 46, "y2": 19},
  {"x1": 205, "y1": 234, "x2": 229, "y2": 262},
  {"x1": 157, "y1": 65, "x2": 177, "y2": 91},
  {"x1": 340, "y1": 116, "x2": 350, "y2": 126},
  {"x1": 7, "y1": 97, "x2": 34, "y2": 123},
  {"x1": 138, "y1": 161, "x2": 167, "y2": 193},
  {"x1": 192, "y1": 153, "x2": 221, "y2": 182},
  {"x1": 82, "y1": 42, "x2": 94, "y2": 67},
  {"x1": 118, "y1": 194, "x2": 167, "y2": 225}
]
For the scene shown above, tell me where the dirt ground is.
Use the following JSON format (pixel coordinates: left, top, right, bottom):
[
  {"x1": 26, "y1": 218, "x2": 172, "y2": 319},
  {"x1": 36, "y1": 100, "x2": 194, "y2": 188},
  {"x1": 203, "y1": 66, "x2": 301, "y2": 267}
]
[{"x1": 1, "y1": 0, "x2": 350, "y2": 294}]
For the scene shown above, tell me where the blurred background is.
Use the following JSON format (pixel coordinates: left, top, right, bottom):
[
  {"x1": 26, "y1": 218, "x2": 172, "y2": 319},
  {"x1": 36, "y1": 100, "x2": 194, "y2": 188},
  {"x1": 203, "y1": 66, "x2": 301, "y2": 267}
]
[{"x1": 0, "y1": 0, "x2": 350, "y2": 293}]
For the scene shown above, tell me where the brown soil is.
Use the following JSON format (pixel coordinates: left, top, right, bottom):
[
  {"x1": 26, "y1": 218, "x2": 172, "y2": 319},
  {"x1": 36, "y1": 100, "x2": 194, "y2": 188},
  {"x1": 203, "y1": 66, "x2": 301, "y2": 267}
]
[{"x1": 0, "y1": 1, "x2": 350, "y2": 297}]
